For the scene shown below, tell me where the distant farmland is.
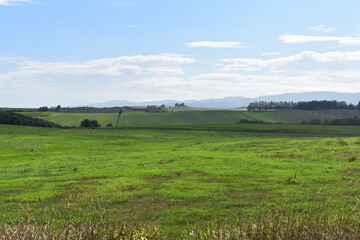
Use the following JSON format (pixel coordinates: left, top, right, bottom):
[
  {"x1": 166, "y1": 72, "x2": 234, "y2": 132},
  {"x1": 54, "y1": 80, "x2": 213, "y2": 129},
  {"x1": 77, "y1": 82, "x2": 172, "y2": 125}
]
[
  {"x1": 21, "y1": 109, "x2": 360, "y2": 127},
  {"x1": 20, "y1": 110, "x2": 285, "y2": 127}
]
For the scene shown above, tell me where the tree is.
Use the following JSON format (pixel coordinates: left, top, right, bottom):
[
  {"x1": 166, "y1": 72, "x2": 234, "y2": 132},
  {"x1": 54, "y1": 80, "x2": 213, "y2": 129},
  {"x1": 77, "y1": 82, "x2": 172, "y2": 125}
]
[
  {"x1": 54, "y1": 105, "x2": 61, "y2": 112},
  {"x1": 38, "y1": 106, "x2": 49, "y2": 112},
  {"x1": 80, "y1": 119, "x2": 101, "y2": 128}
]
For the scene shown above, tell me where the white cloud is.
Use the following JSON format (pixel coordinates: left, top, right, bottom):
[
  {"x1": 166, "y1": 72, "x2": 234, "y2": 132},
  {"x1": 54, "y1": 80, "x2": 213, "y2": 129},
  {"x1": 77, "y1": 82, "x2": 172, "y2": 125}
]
[
  {"x1": 218, "y1": 51, "x2": 360, "y2": 72},
  {"x1": 261, "y1": 52, "x2": 280, "y2": 56},
  {"x1": 188, "y1": 72, "x2": 356, "y2": 98},
  {"x1": 0, "y1": 0, "x2": 32, "y2": 5},
  {"x1": 279, "y1": 34, "x2": 360, "y2": 45},
  {"x1": 0, "y1": 54, "x2": 197, "y2": 106},
  {"x1": 6, "y1": 54, "x2": 196, "y2": 76},
  {"x1": 186, "y1": 41, "x2": 246, "y2": 48},
  {"x1": 308, "y1": 25, "x2": 337, "y2": 33},
  {"x1": 2, "y1": 51, "x2": 360, "y2": 107}
]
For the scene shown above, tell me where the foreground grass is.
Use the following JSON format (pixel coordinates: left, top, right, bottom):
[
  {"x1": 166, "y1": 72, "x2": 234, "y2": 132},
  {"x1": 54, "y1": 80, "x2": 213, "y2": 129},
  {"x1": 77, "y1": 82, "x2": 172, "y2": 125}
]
[
  {"x1": 1, "y1": 209, "x2": 359, "y2": 239},
  {"x1": 0, "y1": 124, "x2": 359, "y2": 237}
]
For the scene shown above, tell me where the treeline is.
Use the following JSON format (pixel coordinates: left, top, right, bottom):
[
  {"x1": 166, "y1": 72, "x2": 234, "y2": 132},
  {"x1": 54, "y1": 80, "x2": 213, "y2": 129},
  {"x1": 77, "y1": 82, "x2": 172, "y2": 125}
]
[
  {"x1": 247, "y1": 100, "x2": 360, "y2": 111},
  {"x1": 236, "y1": 119, "x2": 283, "y2": 124},
  {"x1": 301, "y1": 117, "x2": 360, "y2": 126},
  {"x1": 145, "y1": 104, "x2": 167, "y2": 112},
  {"x1": 0, "y1": 112, "x2": 61, "y2": 128},
  {"x1": 38, "y1": 105, "x2": 62, "y2": 112}
]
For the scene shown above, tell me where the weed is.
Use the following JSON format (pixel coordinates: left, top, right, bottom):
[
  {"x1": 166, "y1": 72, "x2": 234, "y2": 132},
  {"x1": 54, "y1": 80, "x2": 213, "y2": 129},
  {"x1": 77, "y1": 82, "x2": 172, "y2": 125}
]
[
  {"x1": 286, "y1": 174, "x2": 297, "y2": 184},
  {"x1": 346, "y1": 156, "x2": 357, "y2": 162}
]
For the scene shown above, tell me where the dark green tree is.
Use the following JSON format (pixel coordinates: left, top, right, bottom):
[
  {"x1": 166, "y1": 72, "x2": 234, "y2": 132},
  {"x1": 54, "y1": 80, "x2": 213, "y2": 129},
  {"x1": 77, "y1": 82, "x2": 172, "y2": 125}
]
[
  {"x1": 38, "y1": 106, "x2": 49, "y2": 112},
  {"x1": 80, "y1": 119, "x2": 101, "y2": 128},
  {"x1": 54, "y1": 105, "x2": 61, "y2": 112}
]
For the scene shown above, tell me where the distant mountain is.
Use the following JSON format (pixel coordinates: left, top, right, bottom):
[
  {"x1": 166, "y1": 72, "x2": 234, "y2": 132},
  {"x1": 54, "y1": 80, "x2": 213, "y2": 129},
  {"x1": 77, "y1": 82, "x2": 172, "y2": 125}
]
[{"x1": 89, "y1": 92, "x2": 360, "y2": 108}]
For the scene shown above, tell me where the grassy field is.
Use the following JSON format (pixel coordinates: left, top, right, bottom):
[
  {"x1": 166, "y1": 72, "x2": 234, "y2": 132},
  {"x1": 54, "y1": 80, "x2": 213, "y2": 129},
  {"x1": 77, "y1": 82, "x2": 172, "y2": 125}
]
[
  {"x1": 273, "y1": 109, "x2": 360, "y2": 124},
  {"x1": 21, "y1": 110, "x2": 285, "y2": 127},
  {"x1": 20, "y1": 109, "x2": 360, "y2": 127},
  {"x1": 0, "y1": 124, "x2": 359, "y2": 237}
]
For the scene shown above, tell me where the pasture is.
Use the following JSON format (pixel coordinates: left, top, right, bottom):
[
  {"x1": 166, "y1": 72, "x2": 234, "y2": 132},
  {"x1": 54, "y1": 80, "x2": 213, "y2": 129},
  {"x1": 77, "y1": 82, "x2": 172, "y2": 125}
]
[
  {"x1": 20, "y1": 109, "x2": 360, "y2": 127},
  {"x1": 0, "y1": 124, "x2": 359, "y2": 237}
]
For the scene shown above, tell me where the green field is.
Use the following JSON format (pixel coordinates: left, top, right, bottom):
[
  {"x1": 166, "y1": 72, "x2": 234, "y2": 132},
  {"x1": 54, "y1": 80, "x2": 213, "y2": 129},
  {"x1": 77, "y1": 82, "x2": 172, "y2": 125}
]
[
  {"x1": 0, "y1": 124, "x2": 359, "y2": 237},
  {"x1": 273, "y1": 109, "x2": 360, "y2": 123},
  {"x1": 21, "y1": 110, "x2": 284, "y2": 127},
  {"x1": 20, "y1": 109, "x2": 360, "y2": 127}
]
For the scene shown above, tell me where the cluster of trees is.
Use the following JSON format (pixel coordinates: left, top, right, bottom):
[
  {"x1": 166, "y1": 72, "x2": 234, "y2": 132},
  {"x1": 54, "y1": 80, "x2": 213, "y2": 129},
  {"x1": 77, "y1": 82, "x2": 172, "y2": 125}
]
[
  {"x1": 80, "y1": 119, "x2": 101, "y2": 128},
  {"x1": 174, "y1": 103, "x2": 186, "y2": 107},
  {"x1": 247, "y1": 100, "x2": 360, "y2": 111},
  {"x1": 301, "y1": 117, "x2": 360, "y2": 126},
  {"x1": 295, "y1": 100, "x2": 358, "y2": 111},
  {"x1": 236, "y1": 119, "x2": 283, "y2": 124},
  {"x1": 145, "y1": 105, "x2": 167, "y2": 112},
  {"x1": 0, "y1": 112, "x2": 61, "y2": 128},
  {"x1": 38, "y1": 105, "x2": 62, "y2": 112},
  {"x1": 247, "y1": 101, "x2": 295, "y2": 111}
]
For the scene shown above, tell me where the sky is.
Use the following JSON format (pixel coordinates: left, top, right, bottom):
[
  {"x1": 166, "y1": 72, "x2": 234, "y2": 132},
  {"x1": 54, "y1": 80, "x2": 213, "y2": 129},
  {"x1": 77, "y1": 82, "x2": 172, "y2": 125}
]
[{"x1": 1, "y1": 0, "x2": 360, "y2": 107}]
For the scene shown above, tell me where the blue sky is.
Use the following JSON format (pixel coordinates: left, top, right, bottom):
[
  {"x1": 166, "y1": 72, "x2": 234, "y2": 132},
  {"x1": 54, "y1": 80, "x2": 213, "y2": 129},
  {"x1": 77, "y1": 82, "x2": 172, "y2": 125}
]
[{"x1": 1, "y1": 0, "x2": 360, "y2": 107}]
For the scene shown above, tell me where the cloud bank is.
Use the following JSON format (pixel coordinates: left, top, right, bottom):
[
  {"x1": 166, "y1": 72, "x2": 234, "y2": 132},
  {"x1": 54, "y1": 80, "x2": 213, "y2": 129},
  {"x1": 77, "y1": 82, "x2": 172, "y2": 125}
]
[{"x1": 1, "y1": 51, "x2": 360, "y2": 107}]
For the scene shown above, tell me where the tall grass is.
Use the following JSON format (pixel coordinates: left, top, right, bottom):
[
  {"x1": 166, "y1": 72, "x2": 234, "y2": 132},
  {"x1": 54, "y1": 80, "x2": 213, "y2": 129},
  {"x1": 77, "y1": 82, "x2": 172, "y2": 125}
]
[
  {"x1": 1, "y1": 209, "x2": 358, "y2": 239},
  {"x1": 188, "y1": 211, "x2": 360, "y2": 240}
]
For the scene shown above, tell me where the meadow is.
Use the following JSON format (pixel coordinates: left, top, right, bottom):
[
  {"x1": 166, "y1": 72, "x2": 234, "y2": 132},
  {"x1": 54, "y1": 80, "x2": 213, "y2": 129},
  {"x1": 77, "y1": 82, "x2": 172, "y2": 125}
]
[
  {"x1": 0, "y1": 123, "x2": 359, "y2": 238},
  {"x1": 21, "y1": 109, "x2": 360, "y2": 127}
]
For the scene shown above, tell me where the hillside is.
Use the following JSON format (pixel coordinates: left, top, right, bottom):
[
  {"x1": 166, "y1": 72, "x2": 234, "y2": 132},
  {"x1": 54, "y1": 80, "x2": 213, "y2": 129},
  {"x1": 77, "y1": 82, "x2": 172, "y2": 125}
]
[
  {"x1": 273, "y1": 109, "x2": 360, "y2": 124},
  {"x1": 20, "y1": 108, "x2": 360, "y2": 127},
  {"x1": 21, "y1": 110, "x2": 285, "y2": 127},
  {"x1": 0, "y1": 112, "x2": 61, "y2": 128}
]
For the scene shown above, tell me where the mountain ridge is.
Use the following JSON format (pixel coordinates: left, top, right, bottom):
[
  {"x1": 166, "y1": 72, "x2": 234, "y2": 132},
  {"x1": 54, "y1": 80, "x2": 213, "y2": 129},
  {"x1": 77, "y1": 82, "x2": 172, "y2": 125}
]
[{"x1": 89, "y1": 91, "x2": 360, "y2": 108}]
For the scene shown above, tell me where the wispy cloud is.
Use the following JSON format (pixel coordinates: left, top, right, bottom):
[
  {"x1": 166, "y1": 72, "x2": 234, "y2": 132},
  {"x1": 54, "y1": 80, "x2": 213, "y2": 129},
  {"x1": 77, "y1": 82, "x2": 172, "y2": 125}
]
[
  {"x1": 186, "y1": 41, "x2": 246, "y2": 48},
  {"x1": 218, "y1": 51, "x2": 360, "y2": 72},
  {"x1": 261, "y1": 52, "x2": 280, "y2": 57},
  {"x1": 308, "y1": 25, "x2": 337, "y2": 33},
  {"x1": 2, "y1": 52, "x2": 360, "y2": 107},
  {"x1": 279, "y1": 35, "x2": 360, "y2": 45},
  {"x1": 0, "y1": 0, "x2": 32, "y2": 6},
  {"x1": 3, "y1": 54, "x2": 196, "y2": 77},
  {"x1": 0, "y1": 54, "x2": 196, "y2": 106},
  {"x1": 124, "y1": 24, "x2": 142, "y2": 29},
  {"x1": 113, "y1": 1, "x2": 135, "y2": 7}
]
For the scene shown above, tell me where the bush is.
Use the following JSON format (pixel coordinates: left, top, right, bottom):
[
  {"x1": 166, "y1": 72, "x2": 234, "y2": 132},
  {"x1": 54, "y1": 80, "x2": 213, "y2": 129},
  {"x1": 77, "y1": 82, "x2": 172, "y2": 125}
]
[{"x1": 80, "y1": 119, "x2": 101, "y2": 128}]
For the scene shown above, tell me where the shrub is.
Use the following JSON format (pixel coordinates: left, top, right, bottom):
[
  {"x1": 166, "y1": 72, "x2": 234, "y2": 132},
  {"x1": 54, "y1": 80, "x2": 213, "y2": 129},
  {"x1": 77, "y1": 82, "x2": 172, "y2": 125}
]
[{"x1": 80, "y1": 119, "x2": 101, "y2": 128}]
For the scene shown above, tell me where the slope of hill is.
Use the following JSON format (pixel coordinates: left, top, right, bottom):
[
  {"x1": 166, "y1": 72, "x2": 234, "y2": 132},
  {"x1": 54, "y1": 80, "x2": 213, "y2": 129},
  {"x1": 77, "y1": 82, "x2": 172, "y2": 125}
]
[
  {"x1": 0, "y1": 112, "x2": 60, "y2": 128},
  {"x1": 21, "y1": 109, "x2": 360, "y2": 127},
  {"x1": 21, "y1": 111, "x2": 282, "y2": 127},
  {"x1": 273, "y1": 109, "x2": 360, "y2": 124}
]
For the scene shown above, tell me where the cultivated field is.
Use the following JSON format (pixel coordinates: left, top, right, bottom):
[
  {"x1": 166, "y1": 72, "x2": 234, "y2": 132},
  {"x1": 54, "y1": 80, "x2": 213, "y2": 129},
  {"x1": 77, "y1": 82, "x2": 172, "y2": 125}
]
[
  {"x1": 20, "y1": 109, "x2": 360, "y2": 127},
  {"x1": 0, "y1": 124, "x2": 359, "y2": 238}
]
